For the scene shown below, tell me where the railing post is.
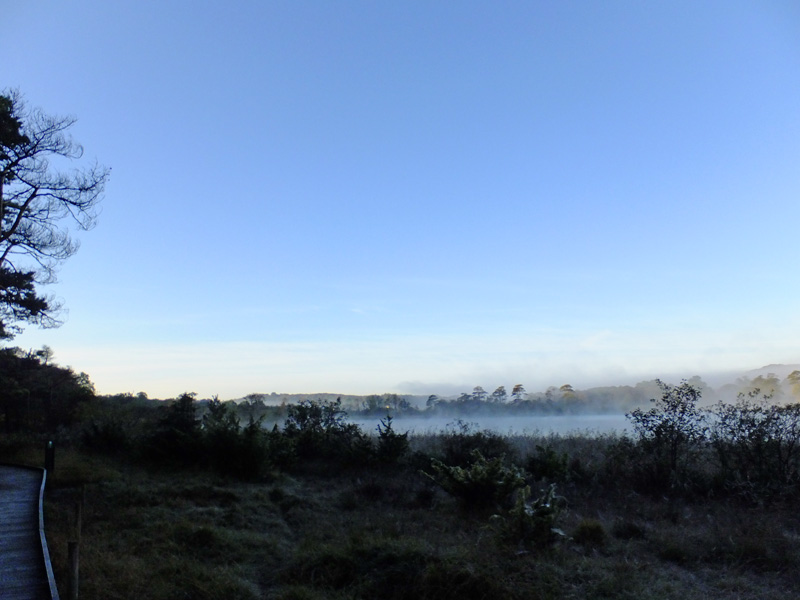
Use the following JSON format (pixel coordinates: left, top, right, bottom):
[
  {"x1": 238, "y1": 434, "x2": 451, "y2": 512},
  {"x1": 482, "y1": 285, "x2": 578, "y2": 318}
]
[
  {"x1": 45, "y1": 441, "x2": 55, "y2": 472},
  {"x1": 68, "y1": 541, "x2": 79, "y2": 600},
  {"x1": 75, "y1": 485, "x2": 85, "y2": 542},
  {"x1": 67, "y1": 485, "x2": 85, "y2": 599}
]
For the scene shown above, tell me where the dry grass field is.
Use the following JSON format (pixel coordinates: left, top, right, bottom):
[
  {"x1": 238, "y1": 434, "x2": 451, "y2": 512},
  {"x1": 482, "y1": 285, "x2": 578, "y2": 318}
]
[{"x1": 32, "y1": 434, "x2": 800, "y2": 600}]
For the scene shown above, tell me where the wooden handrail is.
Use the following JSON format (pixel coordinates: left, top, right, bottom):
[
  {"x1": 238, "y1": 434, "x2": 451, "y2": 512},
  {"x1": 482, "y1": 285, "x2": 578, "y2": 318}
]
[
  {"x1": 39, "y1": 469, "x2": 61, "y2": 600},
  {"x1": 0, "y1": 463, "x2": 61, "y2": 600}
]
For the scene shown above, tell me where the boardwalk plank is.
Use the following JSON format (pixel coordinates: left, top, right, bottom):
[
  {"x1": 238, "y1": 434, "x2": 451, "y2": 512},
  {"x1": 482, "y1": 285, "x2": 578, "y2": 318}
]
[{"x1": 0, "y1": 465, "x2": 58, "y2": 600}]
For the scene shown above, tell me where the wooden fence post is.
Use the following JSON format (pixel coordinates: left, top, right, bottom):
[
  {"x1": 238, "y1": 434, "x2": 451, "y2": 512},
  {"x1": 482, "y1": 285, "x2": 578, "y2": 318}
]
[
  {"x1": 68, "y1": 485, "x2": 85, "y2": 599},
  {"x1": 68, "y1": 541, "x2": 79, "y2": 600},
  {"x1": 75, "y1": 485, "x2": 84, "y2": 542}
]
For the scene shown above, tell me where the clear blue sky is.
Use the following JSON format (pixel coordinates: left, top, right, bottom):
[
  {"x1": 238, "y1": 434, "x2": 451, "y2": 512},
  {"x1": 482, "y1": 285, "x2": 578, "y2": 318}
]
[{"x1": 3, "y1": 1, "x2": 800, "y2": 398}]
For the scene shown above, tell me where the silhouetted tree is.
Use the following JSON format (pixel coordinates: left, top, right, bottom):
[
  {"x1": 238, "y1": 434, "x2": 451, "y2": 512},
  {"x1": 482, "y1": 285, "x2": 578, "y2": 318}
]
[
  {"x1": 787, "y1": 370, "x2": 800, "y2": 401},
  {"x1": 385, "y1": 393, "x2": 411, "y2": 412},
  {"x1": 0, "y1": 90, "x2": 109, "y2": 337},
  {"x1": 375, "y1": 415, "x2": 409, "y2": 463},
  {"x1": 491, "y1": 386, "x2": 507, "y2": 403},
  {"x1": 559, "y1": 384, "x2": 575, "y2": 397},
  {"x1": 511, "y1": 384, "x2": 526, "y2": 403},
  {"x1": 361, "y1": 394, "x2": 385, "y2": 413},
  {"x1": 147, "y1": 392, "x2": 203, "y2": 465},
  {"x1": 559, "y1": 384, "x2": 581, "y2": 412},
  {"x1": 0, "y1": 268, "x2": 50, "y2": 339},
  {"x1": 162, "y1": 392, "x2": 201, "y2": 436}
]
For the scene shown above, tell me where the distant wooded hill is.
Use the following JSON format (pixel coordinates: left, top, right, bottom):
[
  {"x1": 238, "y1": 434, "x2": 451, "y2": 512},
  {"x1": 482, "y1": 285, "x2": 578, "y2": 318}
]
[
  {"x1": 744, "y1": 363, "x2": 800, "y2": 381},
  {"x1": 225, "y1": 364, "x2": 800, "y2": 414}
]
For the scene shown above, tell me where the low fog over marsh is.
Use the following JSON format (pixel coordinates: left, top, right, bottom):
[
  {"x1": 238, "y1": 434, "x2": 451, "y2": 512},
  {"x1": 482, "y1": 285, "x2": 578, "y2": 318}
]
[
  {"x1": 231, "y1": 363, "x2": 800, "y2": 436},
  {"x1": 6, "y1": 349, "x2": 800, "y2": 599},
  {"x1": 351, "y1": 414, "x2": 631, "y2": 436}
]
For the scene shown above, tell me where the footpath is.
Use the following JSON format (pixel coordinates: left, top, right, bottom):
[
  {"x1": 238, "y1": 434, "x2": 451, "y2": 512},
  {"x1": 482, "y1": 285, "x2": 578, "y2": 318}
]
[{"x1": 0, "y1": 465, "x2": 58, "y2": 600}]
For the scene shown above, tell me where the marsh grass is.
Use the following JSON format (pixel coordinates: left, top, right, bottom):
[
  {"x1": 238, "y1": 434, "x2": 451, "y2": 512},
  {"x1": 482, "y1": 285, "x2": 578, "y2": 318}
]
[
  {"x1": 573, "y1": 518, "x2": 607, "y2": 547},
  {"x1": 39, "y1": 429, "x2": 800, "y2": 600}
]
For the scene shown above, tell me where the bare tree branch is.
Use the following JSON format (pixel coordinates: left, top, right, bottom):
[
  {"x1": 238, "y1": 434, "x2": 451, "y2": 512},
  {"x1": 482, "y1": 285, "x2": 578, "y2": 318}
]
[{"x1": 0, "y1": 89, "x2": 109, "y2": 338}]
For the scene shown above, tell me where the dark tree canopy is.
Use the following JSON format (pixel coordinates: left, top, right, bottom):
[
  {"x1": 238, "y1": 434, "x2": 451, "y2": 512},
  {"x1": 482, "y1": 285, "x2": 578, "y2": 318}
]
[
  {"x1": 0, "y1": 268, "x2": 52, "y2": 339},
  {"x1": 0, "y1": 345, "x2": 95, "y2": 433},
  {"x1": 0, "y1": 89, "x2": 109, "y2": 338}
]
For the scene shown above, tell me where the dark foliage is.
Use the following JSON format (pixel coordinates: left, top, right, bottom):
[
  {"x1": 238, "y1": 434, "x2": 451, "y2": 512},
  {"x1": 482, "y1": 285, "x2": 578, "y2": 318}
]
[
  {"x1": 710, "y1": 391, "x2": 800, "y2": 497},
  {"x1": 376, "y1": 415, "x2": 409, "y2": 464},
  {"x1": 202, "y1": 397, "x2": 270, "y2": 480},
  {"x1": 144, "y1": 392, "x2": 203, "y2": 466},
  {"x1": 572, "y1": 518, "x2": 607, "y2": 547},
  {"x1": 423, "y1": 449, "x2": 526, "y2": 511},
  {"x1": 81, "y1": 419, "x2": 130, "y2": 455},
  {"x1": 526, "y1": 444, "x2": 570, "y2": 482},
  {"x1": 0, "y1": 268, "x2": 51, "y2": 339},
  {"x1": 438, "y1": 420, "x2": 514, "y2": 467},
  {"x1": 280, "y1": 538, "x2": 510, "y2": 600},
  {"x1": 358, "y1": 393, "x2": 412, "y2": 415},
  {"x1": 283, "y1": 398, "x2": 373, "y2": 465},
  {"x1": 0, "y1": 346, "x2": 94, "y2": 434},
  {"x1": 627, "y1": 379, "x2": 707, "y2": 491},
  {"x1": 140, "y1": 394, "x2": 271, "y2": 479}
]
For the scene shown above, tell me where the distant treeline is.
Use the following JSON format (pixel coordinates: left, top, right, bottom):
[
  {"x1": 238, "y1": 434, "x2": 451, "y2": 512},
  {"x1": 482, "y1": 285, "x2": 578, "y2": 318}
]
[
  {"x1": 93, "y1": 373, "x2": 800, "y2": 428},
  {"x1": 231, "y1": 372, "x2": 800, "y2": 420},
  {"x1": 2, "y1": 343, "x2": 799, "y2": 439},
  {"x1": 4, "y1": 344, "x2": 800, "y2": 505}
]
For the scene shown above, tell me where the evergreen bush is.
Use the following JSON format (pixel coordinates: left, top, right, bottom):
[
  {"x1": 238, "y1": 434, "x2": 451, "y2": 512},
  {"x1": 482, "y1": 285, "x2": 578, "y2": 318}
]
[
  {"x1": 423, "y1": 449, "x2": 525, "y2": 510},
  {"x1": 376, "y1": 415, "x2": 409, "y2": 464},
  {"x1": 491, "y1": 484, "x2": 566, "y2": 548}
]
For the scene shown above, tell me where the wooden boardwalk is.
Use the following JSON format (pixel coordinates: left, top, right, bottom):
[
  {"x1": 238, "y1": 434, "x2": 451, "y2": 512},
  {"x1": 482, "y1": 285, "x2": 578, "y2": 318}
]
[{"x1": 0, "y1": 465, "x2": 59, "y2": 600}]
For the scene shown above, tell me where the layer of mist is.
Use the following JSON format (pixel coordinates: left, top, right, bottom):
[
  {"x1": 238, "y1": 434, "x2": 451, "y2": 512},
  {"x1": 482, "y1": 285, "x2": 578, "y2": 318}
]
[
  {"x1": 213, "y1": 363, "x2": 800, "y2": 437},
  {"x1": 351, "y1": 414, "x2": 630, "y2": 436}
]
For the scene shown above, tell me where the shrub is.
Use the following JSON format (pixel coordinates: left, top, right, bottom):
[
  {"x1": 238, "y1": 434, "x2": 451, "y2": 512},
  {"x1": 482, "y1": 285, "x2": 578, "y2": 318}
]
[
  {"x1": 438, "y1": 420, "x2": 514, "y2": 467},
  {"x1": 231, "y1": 416, "x2": 271, "y2": 480},
  {"x1": 376, "y1": 415, "x2": 409, "y2": 464},
  {"x1": 137, "y1": 395, "x2": 272, "y2": 479},
  {"x1": 196, "y1": 398, "x2": 270, "y2": 480},
  {"x1": 626, "y1": 379, "x2": 707, "y2": 491},
  {"x1": 144, "y1": 392, "x2": 203, "y2": 467},
  {"x1": 81, "y1": 419, "x2": 131, "y2": 455},
  {"x1": 710, "y1": 391, "x2": 800, "y2": 496},
  {"x1": 491, "y1": 484, "x2": 566, "y2": 549},
  {"x1": 420, "y1": 561, "x2": 509, "y2": 600},
  {"x1": 280, "y1": 538, "x2": 509, "y2": 600},
  {"x1": 282, "y1": 398, "x2": 372, "y2": 465},
  {"x1": 280, "y1": 538, "x2": 430, "y2": 597},
  {"x1": 526, "y1": 444, "x2": 569, "y2": 482},
  {"x1": 572, "y1": 518, "x2": 606, "y2": 547},
  {"x1": 423, "y1": 449, "x2": 526, "y2": 510},
  {"x1": 603, "y1": 435, "x2": 643, "y2": 488},
  {"x1": 265, "y1": 424, "x2": 297, "y2": 469},
  {"x1": 284, "y1": 398, "x2": 348, "y2": 437},
  {"x1": 202, "y1": 397, "x2": 243, "y2": 473}
]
